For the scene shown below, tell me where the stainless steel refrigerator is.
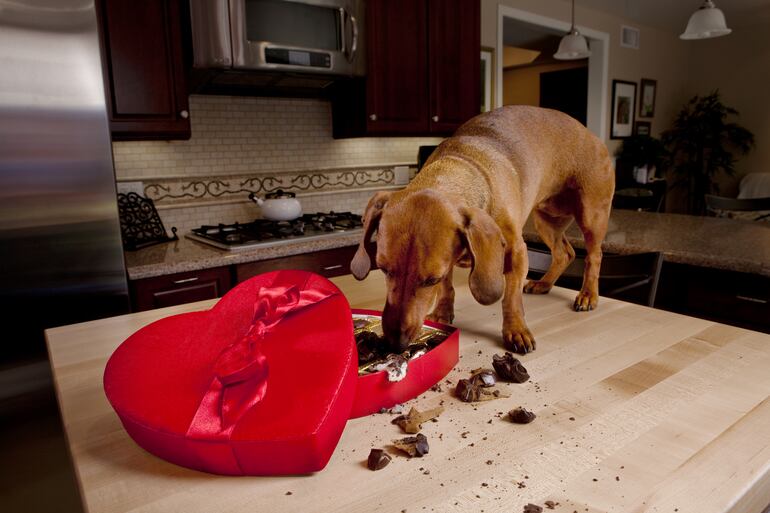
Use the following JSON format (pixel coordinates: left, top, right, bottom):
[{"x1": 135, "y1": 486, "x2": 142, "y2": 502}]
[{"x1": 0, "y1": 0, "x2": 130, "y2": 364}]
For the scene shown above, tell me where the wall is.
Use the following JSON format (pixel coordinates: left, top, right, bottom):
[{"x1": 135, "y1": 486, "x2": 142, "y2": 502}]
[
  {"x1": 113, "y1": 95, "x2": 442, "y2": 233},
  {"x1": 687, "y1": 25, "x2": 770, "y2": 196},
  {"x1": 481, "y1": 0, "x2": 693, "y2": 154},
  {"x1": 503, "y1": 60, "x2": 586, "y2": 106}
]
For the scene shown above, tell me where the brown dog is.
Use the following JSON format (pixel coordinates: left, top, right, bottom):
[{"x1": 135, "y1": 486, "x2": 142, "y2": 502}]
[{"x1": 350, "y1": 106, "x2": 614, "y2": 354}]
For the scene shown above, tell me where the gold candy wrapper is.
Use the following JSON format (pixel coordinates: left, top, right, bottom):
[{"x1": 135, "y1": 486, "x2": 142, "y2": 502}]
[{"x1": 353, "y1": 314, "x2": 449, "y2": 376}]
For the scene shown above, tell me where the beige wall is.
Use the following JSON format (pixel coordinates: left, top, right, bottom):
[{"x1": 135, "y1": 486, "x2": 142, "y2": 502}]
[
  {"x1": 481, "y1": 0, "x2": 692, "y2": 156},
  {"x1": 503, "y1": 60, "x2": 586, "y2": 107},
  {"x1": 687, "y1": 27, "x2": 770, "y2": 196}
]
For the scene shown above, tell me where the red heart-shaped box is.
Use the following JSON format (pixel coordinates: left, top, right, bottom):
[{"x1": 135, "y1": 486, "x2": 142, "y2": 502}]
[{"x1": 104, "y1": 270, "x2": 459, "y2": 476}]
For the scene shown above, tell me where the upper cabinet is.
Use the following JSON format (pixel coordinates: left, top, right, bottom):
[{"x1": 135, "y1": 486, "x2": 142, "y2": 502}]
[
  {"x1": 332, "y1": 0, "x2": 480, "y2": 138},
  {"x1": 97, "y1": 0, "x2": 191, "y2": 141}
]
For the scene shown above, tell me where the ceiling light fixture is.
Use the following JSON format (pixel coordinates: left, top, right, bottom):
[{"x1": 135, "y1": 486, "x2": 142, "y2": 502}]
[
  {"x1": 554, "y1": 0, "x2": 591, "y2": 60},
  {"x1": 680, "y1": 0, "x2": 732, "y2": 40}
]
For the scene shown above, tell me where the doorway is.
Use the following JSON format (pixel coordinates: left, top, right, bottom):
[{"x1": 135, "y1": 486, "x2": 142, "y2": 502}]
[{"x1": 496, "y1": 6, "x2": 609, "y2": 140}]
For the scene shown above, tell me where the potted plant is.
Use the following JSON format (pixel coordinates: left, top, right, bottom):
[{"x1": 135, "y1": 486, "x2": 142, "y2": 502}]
[
  {"x1": 661, "y1": 91, "x2": 754, "y2": 215},
  {"x1": 615, "y1": 134, "x2": 668, "y2": 185}
]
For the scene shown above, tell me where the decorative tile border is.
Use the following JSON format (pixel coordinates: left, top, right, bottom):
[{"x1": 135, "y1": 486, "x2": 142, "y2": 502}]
[{"x1": 138, "y1": 166, "x2": 400, "y2": 206}]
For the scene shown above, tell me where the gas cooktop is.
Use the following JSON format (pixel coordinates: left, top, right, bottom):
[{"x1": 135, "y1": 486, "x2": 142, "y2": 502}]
[{"x1": 186, "y1": 212, "x2": 363, "y2": 251}]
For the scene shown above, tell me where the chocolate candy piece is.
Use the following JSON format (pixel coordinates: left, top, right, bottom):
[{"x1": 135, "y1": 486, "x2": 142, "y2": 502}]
[
  {"x1": 455, "y1": 378, "x2": 482, "y2": 402},
  {"x1": 393, "y1": 433, "x2": 429, "y2": 457},
  {"x1": 493, "y1": 352, "x2": 530, "y2": 383},
  {"x1": 367, "y1": 448, "x2": 391, "y2": 470},
  {"x1": 509, "y1": 407, "x2": 536, "y2": 424},
  {"x1": 470, "y1": 368, "x2": 496, "y2": 387},
  {"x1": 392, "y1": 406, "x2": 445, "y2": 434},
  {"x1": 523, "y1": 504, "x2": 543, "y2": 513}
]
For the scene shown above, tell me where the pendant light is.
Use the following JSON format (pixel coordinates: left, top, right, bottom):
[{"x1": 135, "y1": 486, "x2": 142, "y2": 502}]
[
  {"x1": 554, "y1": 0, "x2": 591, "y2": 60},
  {"x1": 680, "y1": 0, "x2": 732, "y2": 40}
]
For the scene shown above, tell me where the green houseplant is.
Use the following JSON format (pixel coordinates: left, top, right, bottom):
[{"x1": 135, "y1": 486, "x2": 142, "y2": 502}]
[
  {"x1": 661, "y1": 91, "x2": 754, "y2": 215},
  {"x1": 615, "y1": 134, "x2": 668, "y2": 175}
]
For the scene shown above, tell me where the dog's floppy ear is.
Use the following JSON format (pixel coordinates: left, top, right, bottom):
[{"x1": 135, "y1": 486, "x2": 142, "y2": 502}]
[
  {"x1": 350, "y1": 191, "x2": 392, "y2": 280},
  {"x1": 460, "y1": 207, "x2": 505, "y2": 305}
]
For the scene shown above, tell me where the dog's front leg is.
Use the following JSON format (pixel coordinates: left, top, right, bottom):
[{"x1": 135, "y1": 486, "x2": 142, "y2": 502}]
[
  {"x1": 502, "y1": 237, "x2": 536, "y2": 354},
  {"x1": 426, "y1": 270, "x2": 455, "y2": 324}
]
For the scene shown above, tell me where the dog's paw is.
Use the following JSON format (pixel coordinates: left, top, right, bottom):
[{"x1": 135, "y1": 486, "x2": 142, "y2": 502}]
[
  {"x1": 573, "y1": 290, "x2": 598, "y2": 311},
  {"x1": 523, "y1": 280, "x2": 553, "y2": 295},
  {"x1": 502, "y1": 327, "x2": 536, "y2": 354}
]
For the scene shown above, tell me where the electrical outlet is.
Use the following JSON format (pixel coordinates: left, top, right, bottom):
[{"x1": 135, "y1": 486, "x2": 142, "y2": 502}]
[
  {"x1": 394, "y1": 166, "x2": 410, "y2": 185},
  {"x1": 117, "y1": 181, "x2": 144, "y2": 196}
]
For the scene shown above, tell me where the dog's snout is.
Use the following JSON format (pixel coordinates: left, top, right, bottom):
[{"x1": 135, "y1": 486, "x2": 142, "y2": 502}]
[{"x1": 382, "y1": 301, "x2": 420, "y2": 352}]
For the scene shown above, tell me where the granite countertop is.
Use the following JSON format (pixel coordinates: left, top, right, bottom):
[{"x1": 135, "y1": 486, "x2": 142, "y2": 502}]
[
  {"x1": 125, "y1": 210, "x2": 770, "y2": 280},
  {"x1": 124, "y1": 230, "x2": 363, "y2": 280},
  {"x1": 523, "y1": 209, "x2": 770, "y2": 277}
]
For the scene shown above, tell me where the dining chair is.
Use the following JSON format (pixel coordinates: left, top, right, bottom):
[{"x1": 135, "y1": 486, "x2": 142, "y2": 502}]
[
  {"x1": 527, "y1": 246, "x2": 664, "y2": 307},
  {"x1": 705, "y1": 194, "x2": 770, "y2": 221}
]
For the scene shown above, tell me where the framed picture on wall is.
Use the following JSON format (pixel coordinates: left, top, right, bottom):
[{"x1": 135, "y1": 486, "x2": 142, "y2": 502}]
[
  {"x1": 611, "y1": 80, "x2": 637, "y2": 139},
  {"x1": 480, "y1": 47, "x2": 494, "y2": 113},
  {"x1": 635, "y1": 120, "x2": 651, "y2": 136},
  {"x1": 639, "y1": 78, "x2": 657, "y2": 118}
]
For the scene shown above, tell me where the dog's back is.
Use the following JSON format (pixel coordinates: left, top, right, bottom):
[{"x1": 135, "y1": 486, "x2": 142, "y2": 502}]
[{"x1": 414, "y1": 106, "x2": 613, "y2": 220}]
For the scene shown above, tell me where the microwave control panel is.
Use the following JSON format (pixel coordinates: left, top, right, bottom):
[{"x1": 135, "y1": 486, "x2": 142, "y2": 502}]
[{"x1": 264, "y1": 48, "x2": 331, "y2": 68}]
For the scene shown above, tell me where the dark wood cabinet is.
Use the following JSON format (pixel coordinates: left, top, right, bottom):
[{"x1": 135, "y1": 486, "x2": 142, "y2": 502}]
[
  {"x1": 332, "y1": 0, "x2": 480, "y2": 137},
  {"x1": 98, "y1": 0, "x2": 190, "y2": 140},
  {"x1": 130, "y1": 266, "x2": 232, "y2": 312},
  {"x1": 235, "y1": 244, "x2": 375, "y2": 283}
]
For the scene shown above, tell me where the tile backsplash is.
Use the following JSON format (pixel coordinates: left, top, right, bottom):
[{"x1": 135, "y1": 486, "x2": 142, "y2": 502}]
[{"x1": 113, "y1": 95, "x2": 442, "y2": 233}]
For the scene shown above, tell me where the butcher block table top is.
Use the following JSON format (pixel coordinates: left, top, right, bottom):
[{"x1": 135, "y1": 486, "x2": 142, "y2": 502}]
[{"x1": 46, "y1": 269, "x2": 770, "y2": 513}]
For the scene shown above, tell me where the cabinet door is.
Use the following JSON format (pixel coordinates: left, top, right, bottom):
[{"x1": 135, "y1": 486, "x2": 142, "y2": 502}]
[
  {"x1": 131, "y1": 267, "x2": 232, "y2": 311},
  {"x1": 235, "y1": 245, "x2": 377, "y2": 283},
  {"x1": 428, "y1": 0, "x2": 480, "y2": 134},
  {"x1": 98, "y1": 0, "x2": 190, "y2": 140},
  {"x1": 365, "y1": 0, "x2": 429, "y2": 134}
]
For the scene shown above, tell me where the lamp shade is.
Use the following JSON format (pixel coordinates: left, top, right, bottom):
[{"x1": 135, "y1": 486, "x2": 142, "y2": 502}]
[
  {"x1": 554, "y1": 30, "x2": 591, "y2": 60},
  {"x1": 680, "y1": 1, "x2": 731, "y2": 40}
]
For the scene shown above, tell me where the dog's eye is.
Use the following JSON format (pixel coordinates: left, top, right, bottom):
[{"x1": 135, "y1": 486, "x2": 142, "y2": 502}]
[{"x1": 422, "y1": 277, "x2": 441, "y2": 287}]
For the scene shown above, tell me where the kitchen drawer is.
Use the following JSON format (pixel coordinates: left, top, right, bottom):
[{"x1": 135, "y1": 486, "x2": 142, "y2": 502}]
[
  {"x1": 130, "y1": 266, "x2": 232, "y2": 311},
  {"x1": 235, "y1": 244, "x2": 375, "y2": 283}
]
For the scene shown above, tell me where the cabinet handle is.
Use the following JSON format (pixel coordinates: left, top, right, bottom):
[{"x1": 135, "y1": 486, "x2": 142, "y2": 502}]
[
  {"x1": 736, "y1": 295, "x2": 767, "y2": 304},
  {"x1": 369, "y1": 114, "x2": 377, "y2": 121},
  {"x1": 432, "y1": 115, "x2": 439, "y2": 122},
  {"x1": 179, "y1": 110, "x2": 189, "y2": 119},
  {"x1": 323, "y1": 264, "x2": 343, "y2": 271},
  {"x1": 173, "y1": 276, "x2": 199, "y2": 284}
]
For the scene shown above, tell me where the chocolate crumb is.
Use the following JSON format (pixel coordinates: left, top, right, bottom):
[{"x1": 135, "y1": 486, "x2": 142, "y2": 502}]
[
  {"x1": 509, "y1": 407, "x2": 536, "y2": 424},
  {"x1": 285, "y1": 491, "x2": 293, "y2": 496},
  {"x1": 486, "y1": 460, "x2": 493, "y2": 465},
  {"x1": 367, "y1": 448, "x2": 391, "y2": 470},
  {"x1": 545, "y1": 500, "x2": 558, "y2": 509},
  {"x1": 523, "y1": 504, "x2": 543, "y2": 513},
  {"x1": 393, "y1": 433, "x2": 429, "y2": 457},
  {"x1": 569, "y1": 417, "x2": 576, "y2": 421},
  {"x1": 492, "y1": 352, "x2": 530, "y2": 383},
  {"x1": 592, "y1": 478, "x2": 598, "y2": 482}
]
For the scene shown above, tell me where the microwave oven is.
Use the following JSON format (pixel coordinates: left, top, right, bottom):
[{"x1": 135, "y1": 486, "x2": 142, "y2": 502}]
[{"x1": 190, "y1": 0, "x2": 365, "y2": 77}]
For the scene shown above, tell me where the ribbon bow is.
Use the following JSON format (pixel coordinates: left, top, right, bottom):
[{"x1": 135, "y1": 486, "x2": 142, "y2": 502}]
[{"x1": 187, "y1": 282, "x2": 337, "y2": 440}]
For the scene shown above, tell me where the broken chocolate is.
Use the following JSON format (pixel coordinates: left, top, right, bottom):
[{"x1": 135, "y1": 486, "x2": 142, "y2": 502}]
[
  {"x1": 470, "y1": 368, "x2": 497, "y2": 387},
  {"x1": 392, "y1": 433, "x2": 429, "y2": 457},
  {"x1": 367, "y1": 448, "x2": 392, "y2": 470},
  {"x1": 392, "y1": 406, "x2": 445, "y2": 434},
  {"x1": 523, "y1": 504, "x2": 543, "y2": 513},
  {"x1": 509, "y1": 407, "x2": 536, "y2": 424},
  {"x1": 492, "y1": 352, "x2": 530, "y2": 383},
  {"x1": 544, "y1": 500, "x2": 558, "y2": 510},
  {"x1": 373, "y1": 354, "x2": 409, "y2": 382},
  {"x1": 455, "y1": 378, "x2": 511, "y2": 403}
]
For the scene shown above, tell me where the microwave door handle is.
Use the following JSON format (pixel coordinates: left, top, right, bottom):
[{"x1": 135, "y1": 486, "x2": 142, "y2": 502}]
[
  {"x1": 348, "y1": 13, "x2": 358, "y2": 61},
  {"x1": 340, "y1": 8, "x2": 358, "y2": 62},
  {"x1": 338, "y1": 8, "x2": 347, "y2": 59}
]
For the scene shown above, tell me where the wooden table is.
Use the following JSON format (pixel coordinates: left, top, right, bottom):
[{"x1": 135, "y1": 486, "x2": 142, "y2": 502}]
[{"x1": 46, "y1": 269, "x2": 770, "y2": 513}]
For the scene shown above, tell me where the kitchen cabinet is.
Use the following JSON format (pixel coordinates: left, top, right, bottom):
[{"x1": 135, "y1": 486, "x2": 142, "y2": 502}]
[
  {"x1": 130, "y1": 266, "x2": 232, "y2": 312},
  {"x1": 235, "y1": 244, "x2": 375, "y2": 283},
  {"x1": 655, "y1": 263, "x2": 769, "y2": 333},
  {"x1": 332, "y1": 0, "x2": 480, "y2": 137},
  {"x1": 97, "y1": 0, "x2": 190, "y2": 140}
]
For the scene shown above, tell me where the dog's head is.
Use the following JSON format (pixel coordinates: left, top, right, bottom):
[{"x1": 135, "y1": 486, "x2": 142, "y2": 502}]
[{"x1": 350, "y1": 190, "x2": 505, "y2": 352}]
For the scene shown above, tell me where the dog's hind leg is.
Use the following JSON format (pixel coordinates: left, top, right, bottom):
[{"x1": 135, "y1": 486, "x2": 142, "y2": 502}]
[
  {"x1": 573, "y1": 200, "x2": 610, "y2": 311},
  {"x1": 426, "y1": 270, "x2": 455, "y2": 324},
  {"x1": 524, "y1": 210, "x2": 575, "y2": 294}
]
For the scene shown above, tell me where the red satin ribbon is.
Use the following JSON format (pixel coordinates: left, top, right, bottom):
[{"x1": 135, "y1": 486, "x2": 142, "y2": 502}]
[{"x1": 187, "y1": 282, "x2": 337, "y2": 440}]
